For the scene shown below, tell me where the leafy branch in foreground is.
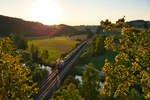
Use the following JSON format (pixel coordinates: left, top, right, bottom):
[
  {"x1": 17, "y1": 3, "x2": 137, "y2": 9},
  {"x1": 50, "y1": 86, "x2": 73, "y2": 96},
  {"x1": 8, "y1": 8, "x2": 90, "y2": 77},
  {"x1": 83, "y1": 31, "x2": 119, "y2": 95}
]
[
  {"x1": 101, "y1": 17, "x2": 150, "y2": 99},
  {"x1": 0, "y1": 38, "x2": 38, "y2": 100}
]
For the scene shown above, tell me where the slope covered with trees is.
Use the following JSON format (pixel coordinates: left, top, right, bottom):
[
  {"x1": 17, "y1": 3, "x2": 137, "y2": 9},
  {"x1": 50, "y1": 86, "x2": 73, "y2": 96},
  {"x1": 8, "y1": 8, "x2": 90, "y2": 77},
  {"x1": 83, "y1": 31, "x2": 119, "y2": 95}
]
[
  {"x1": 0, "y1": 15, "x2": 79, "y2": 37},
  {"x1": 127, "y1": 20, "x2": 150, "y2": 29},
  {"x1": 0, "y1": 15, "x2": 53, "y2": 37}
]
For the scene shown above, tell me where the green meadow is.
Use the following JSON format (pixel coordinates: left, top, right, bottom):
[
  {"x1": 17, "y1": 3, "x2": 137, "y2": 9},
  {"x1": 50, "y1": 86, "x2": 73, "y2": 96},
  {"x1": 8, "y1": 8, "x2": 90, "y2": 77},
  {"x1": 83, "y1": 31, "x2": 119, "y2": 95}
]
[
  {"x1": 28, "y1": 36, "x2": 79, "y2": 64},
  {"x1": 88, "y1": 51, "x2": 117, "y2": 69},
  {"x1": 78, "y1": 50, "x2": 117, "y2": 69}
]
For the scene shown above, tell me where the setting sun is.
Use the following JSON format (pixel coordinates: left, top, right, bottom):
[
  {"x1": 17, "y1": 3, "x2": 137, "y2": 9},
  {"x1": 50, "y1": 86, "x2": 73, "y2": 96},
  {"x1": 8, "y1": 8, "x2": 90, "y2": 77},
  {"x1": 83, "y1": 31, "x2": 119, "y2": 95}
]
[{"x1": 31, "y1": 0, "x2": 62, "y2": 25}]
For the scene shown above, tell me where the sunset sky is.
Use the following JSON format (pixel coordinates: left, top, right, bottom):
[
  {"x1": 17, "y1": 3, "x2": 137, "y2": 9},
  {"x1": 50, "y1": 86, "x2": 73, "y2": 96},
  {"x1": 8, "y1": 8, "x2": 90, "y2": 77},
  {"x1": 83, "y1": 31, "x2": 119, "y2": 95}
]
[{"x1": 0, "y1": 0, "x2": 150, "y2": 25}]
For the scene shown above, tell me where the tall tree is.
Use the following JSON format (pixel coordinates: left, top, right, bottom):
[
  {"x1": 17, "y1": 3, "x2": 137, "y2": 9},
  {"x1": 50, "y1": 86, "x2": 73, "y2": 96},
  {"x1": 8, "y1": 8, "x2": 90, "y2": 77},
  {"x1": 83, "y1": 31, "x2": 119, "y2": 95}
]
[
  {"x1": 101, "y1": 17, "x2": 150, "y2": 99},
  {"x1": 30, "y1": 44, "x2": 39, "y2": 62},
  {"x1": 95, "y1": 35, "x2": 105, "y2": 55},
  {"x1": 87, "y1": 34, "x2": 105, "y2": 56},
  {"x1": 42, "y1": 50, "x2": 49, "y2": 59},
  {"x1": 0, "y1": 37, "x2": 37, "y2": 100},
  {"x1": 80, "y1": 63, "x2": 100, "y2": 100},
  {"x1": 41, "y1": 49, "x2": 49, "y2": 65},
  {"x1": 9, "y1": 33, "x2": 28, "y2": 50}
]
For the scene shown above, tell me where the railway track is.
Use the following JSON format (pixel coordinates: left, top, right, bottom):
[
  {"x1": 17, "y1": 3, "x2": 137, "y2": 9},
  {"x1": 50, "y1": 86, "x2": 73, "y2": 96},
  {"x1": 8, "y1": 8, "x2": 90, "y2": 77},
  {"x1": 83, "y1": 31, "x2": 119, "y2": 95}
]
[{"x1": 35, "y1": 40, "x2": 90, "y2": 100}]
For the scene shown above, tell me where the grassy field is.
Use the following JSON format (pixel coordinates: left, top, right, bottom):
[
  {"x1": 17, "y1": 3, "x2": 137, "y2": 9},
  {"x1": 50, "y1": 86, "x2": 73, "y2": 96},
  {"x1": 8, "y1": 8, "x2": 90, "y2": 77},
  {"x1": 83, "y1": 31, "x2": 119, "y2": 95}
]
[
  {"x1": 77, "y1": 50, "x2": 117, "y2": 70},
  {"x1": 28, "y1": 36, "x2": 79, "y2": 64},
  {"x1": 88, "y1": 51, "x2": 117, "y2": 69}
]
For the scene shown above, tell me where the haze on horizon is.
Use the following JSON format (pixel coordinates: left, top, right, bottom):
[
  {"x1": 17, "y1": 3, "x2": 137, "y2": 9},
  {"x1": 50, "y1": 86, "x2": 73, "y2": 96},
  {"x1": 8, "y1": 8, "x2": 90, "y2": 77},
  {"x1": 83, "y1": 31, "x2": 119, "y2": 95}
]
[{"x1": 0, "y1": 0, "x2": 150, "y2": 25}]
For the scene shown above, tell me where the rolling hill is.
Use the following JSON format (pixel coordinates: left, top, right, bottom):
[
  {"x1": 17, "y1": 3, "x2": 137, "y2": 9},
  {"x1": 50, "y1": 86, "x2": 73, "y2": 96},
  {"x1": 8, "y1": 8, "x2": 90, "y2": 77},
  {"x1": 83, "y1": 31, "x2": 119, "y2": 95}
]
[
  {"x1": 127, "y1": 20, "x2": 150, "y2": 28},
  {"x1": 0, "y1": 15, "x2": 79, "y2": 37}
]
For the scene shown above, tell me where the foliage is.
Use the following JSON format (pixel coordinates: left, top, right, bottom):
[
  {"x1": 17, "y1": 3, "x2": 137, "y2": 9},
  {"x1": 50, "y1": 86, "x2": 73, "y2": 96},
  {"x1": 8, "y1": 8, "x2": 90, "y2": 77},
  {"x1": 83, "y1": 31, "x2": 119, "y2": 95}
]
[
  {"x1": 0, "y1": 15, "x2": 83, "y2": 37},
  {"x1": 77, "y1": 28, "x2": 93, "y2": 38},
  {"x1": 63, "y1": 75, "x2": 80, "y2": 87},
  {"x1": 86, "y1": 34, "x2": 105, "y2": 56},
  {"x1": 69, "y1": 67, "x2": 84, "y2": 76},
  {"x1": 96, "y1": 26, "x2": 101, "y2": 34},
  {"x1": 51, "y1": 83, "x2": 84, "y2": 100},
  {"x1": 79, "y1": 49, "x2": 116, "y2": 69},
  {"x1": 52, "y1": 24, "x2": 79, "y2": 37},
  {"x1": 17, "y1": 48, "x2": 49, "y2": 84},
  {"x1": 41, "y1": 49, "x2": 49, "y2": 65},
  {"x1": 80, "y1": 63, "x2": 100, "y2": 100},
  {"x1": 144, "y1": 22, "x2": 148, "y2": 29},
  {"x1": 69, "y1": 34, "x2": 87, "y2": 41},
  {"x1": 30, "y1": 44, "x2": 40, "y2": 63},
  {"x1": 0, "y1": 37, "x2": 37, "y2": 100},
  {"x1": 52, "y1": 63, "x2": 101, "y2": 100},
  {"x1": 127, "y1": 20, "x2": 150, "y2": 29},
  {"x1": 75, "y1": 28, "x2": 92, "y2": 35},
  {"x1": 19, "y1": 50, "x2": 33, "y2": 66},
  {"x1": 32, "y1": 67, "x2": 49, "y2": 83},
  {"x1": 28, "y1": 45, "x2": 50, "y2": 83},
  {"x1": 41, "y1": 50, "x2": 49, "y2": 59},
  {"x1": 9, "y1": 33, "x2": 28, "y2": 50},
  {"x1": 101, "y1": 17, "x2": 150, "y2": 99},
  {"x1": 29, "y1": 43, "x2": 53, "y2": 66}
]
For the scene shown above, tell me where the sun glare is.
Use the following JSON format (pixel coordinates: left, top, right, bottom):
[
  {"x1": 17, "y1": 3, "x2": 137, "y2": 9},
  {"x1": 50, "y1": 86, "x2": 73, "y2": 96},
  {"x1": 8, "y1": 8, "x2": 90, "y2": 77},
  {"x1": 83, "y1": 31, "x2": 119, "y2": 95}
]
[{"x1": 31, "y1": 0, "x2": 62, "y2": 25}]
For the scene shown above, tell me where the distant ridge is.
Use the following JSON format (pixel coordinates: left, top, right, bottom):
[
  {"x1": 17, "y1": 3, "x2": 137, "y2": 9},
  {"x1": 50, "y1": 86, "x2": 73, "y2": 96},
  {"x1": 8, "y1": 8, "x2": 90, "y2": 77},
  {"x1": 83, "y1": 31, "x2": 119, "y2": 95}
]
[
  {"x1": 127, "y1": 20, "x2": 150, "y2": 28},
  {"x1": 0, "y1": 15, "x2": 78, "y2": 37},
  {"x1": 0, "y1": 15, "x2": 149, "y2": 37},
  {"x1": 0, "y1": 15, "x2": 53, "y2": 36}
]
